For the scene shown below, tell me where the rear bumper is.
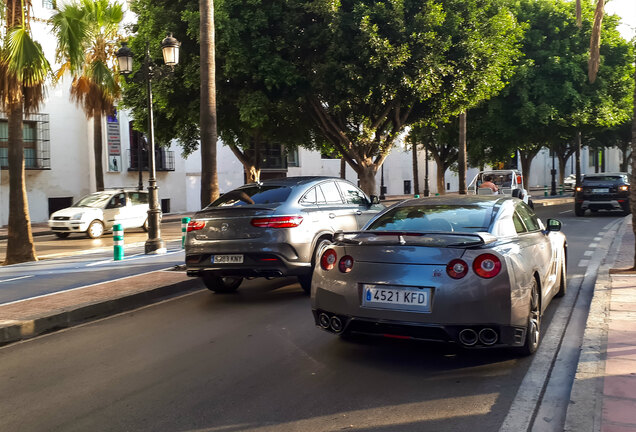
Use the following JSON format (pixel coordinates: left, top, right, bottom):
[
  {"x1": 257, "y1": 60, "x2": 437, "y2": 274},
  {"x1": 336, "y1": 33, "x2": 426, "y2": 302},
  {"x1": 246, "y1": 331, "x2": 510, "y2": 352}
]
[
  {"x1": 578, "y1": 199, "x2": 628, "y2": 211},
  {"x1": 186, "y1": 252, "x2": 311, "y2": 278},
  {"x1": 312, "y1": 310, "x2": 526, "y2": 348}
]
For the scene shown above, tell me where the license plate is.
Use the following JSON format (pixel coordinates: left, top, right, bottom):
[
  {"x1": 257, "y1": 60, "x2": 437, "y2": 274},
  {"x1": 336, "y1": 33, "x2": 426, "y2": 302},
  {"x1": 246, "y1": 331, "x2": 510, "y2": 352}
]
[
  {"x1": 212, "y1": 254, "x2": 244, "y2": 264},
  {"x1": 51, "y1": 222, "x2": 65, "y2": 227},
  {"x1": 361, "y1": 284, "x2": 431, "y2": 312},
  {"x1": 592, "y1": 188, "x2": 609, "y2": 193}
]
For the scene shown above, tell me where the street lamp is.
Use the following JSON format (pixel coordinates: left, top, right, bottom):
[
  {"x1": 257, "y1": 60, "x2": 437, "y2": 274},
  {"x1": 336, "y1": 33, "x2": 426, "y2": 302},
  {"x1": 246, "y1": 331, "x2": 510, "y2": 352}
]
[
  {"x1": 116, "y1": 34, "x2": 181, "y2": 254},
  {"x1": 423, "y1": 145, "x2": 430, "y2": 197}
]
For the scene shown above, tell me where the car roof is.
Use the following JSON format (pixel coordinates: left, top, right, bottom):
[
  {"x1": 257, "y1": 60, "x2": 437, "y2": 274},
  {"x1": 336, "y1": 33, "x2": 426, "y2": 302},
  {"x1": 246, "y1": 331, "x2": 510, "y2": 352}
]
[
  {"x1": 583, "y1": 172, "x2": 627, "y2": 178},
  {"x1": 394, "y1": 195, "x2": 510, "y2": 207},
  {"x1": 240, "y1": 176, "x2": 348, "y2": 188}
]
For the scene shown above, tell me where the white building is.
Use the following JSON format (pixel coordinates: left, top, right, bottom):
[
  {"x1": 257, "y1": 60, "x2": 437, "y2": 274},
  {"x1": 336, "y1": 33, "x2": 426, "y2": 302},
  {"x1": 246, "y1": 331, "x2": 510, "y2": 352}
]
[{"x1": 0, "y1": 2, "x2": 627, "y2": 226}]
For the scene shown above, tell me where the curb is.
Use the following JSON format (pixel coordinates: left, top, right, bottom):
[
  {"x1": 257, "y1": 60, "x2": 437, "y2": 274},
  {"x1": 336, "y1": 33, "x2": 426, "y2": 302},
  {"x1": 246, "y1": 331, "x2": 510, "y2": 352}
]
[
  {"x1": 0, "y1": 276, "x2": 201, "y2": 346},
  {"x1": 563, "y1": 217, "x2": 627, "y2": 431}
]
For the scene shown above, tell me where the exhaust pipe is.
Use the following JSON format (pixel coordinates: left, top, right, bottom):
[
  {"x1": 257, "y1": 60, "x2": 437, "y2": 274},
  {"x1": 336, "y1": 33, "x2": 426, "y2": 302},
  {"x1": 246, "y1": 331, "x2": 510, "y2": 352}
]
[
  {"x1": 458, "y1": 329, "x2": 478, "y2": 346},
  {"x1": 318, "y1": 313, "x2": 331, "y2": 329},
  {"x1": 479, "y1": 328, "x2": 498, "y2": 346},
  {"x1": 330, "y1": 316, "x2": 344, "y2": 333}
]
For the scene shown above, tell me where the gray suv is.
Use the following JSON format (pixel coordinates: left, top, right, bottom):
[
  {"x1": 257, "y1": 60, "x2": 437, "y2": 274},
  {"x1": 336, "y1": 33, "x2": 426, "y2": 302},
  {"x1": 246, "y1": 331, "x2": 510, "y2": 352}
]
[{"x1": 185, "y1": 176, "x2": 384, "y2": 293}]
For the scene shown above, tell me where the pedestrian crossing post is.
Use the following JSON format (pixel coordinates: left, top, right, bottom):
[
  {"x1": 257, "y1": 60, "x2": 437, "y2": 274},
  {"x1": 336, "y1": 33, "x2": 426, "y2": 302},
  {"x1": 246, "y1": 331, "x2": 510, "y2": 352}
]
[{"x1": 113, "y1": 224, "x2": 124, "y2": 260}]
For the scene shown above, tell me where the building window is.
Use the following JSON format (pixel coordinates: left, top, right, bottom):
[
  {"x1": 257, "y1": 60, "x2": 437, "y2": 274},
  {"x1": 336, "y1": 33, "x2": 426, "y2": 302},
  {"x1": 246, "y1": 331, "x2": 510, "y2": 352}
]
[
  {"x1": 127, "y1": 125, "x2": 174, "y2": 171},
  {"x1": 42, "y1": 0, "x2": 55, "y2": 8},
  {"x1": 287, "y1": 148, "x2": 299, "y2": 167},
  {"x1": 0, "y1": 113, "x2": 50, "y2": 170}
]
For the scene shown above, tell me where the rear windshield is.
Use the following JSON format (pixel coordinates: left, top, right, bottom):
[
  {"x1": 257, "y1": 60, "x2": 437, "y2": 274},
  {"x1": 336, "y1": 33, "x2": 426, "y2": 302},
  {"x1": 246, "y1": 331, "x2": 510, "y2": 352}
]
[
  {"x1": 583, "y1": 175, "x2": 627, "y2": 183},
  {"x1": 209, "y1": 185, "x2": 292, "y2": 207},
  {"x1": 366, "y1": 204, "x2": 494, "y2": 233},
  {"x1": 73, "y1": 193, "x2": 113, "y2": 208}
]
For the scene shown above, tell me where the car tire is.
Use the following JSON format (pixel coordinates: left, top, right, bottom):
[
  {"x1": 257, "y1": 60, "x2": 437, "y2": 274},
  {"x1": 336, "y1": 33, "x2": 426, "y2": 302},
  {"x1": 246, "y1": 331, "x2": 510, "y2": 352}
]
[
  {"x1": 555, "y1": 254, "x2": 567, "y2": 298},
  {"x1": 298, "y1": 238, "x2": 332, "y2": 295},
  {"x1": 142, "y1": 218, "x2": 149, "y2": 232},
  {"x1": 517, "y1": 278, "x2": 541, "y2": 356},
  {"x1": 202, "y1": 273, "x2": 242, "y2": 293},
  {"x1": 54, "y1": 232, "x2": 70, "y2": 239},
  {"x1": 574, "y1": 203, "x2": 585, "y2": 217},
  {"x1": 86, "y1": 220, "x2": 104, "y2": 239}
]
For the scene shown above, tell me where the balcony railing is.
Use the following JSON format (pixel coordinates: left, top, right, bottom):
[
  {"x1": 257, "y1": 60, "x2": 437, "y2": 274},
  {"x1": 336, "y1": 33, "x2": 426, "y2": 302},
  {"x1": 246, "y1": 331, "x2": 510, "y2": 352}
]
[
  {"x1": 126, "y1": 149, "x2": 175, "y2": 171},
  {"x1": 0, "y1": 113, "x2": 51, "y2": 170}
]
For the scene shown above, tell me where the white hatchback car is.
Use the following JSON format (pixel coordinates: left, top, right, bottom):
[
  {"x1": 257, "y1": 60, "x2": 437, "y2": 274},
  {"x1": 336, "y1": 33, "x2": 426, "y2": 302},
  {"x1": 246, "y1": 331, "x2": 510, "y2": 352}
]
[{"x1": 48, "y1": 189, "x2": 150, "y2": 238}]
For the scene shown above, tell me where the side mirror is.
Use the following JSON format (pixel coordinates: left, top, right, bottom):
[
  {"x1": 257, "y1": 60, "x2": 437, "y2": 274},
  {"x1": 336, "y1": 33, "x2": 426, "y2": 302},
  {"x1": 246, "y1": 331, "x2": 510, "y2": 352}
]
[
  {"x1": 546, "y1": 218, "x2": 562, "y2": 232},
  {"x1": 370, "y1": 195, "x2": 380, "y2": 205}
]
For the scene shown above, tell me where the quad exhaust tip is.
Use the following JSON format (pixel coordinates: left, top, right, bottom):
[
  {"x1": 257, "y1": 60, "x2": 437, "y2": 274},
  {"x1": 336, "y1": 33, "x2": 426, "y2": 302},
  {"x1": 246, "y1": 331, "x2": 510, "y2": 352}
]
[
  {"x1": 330, "y1": 316, "x2": 344, "y2": 333},
  {"x1": 318, "y1": 313, "x2": 331, "y2": 329},
  {"x1": 458, "y1": 329, "x2": 478, "y2": 346},
  {"x1": 479, "y1": 328, "x2": 498, "y2": 346}
]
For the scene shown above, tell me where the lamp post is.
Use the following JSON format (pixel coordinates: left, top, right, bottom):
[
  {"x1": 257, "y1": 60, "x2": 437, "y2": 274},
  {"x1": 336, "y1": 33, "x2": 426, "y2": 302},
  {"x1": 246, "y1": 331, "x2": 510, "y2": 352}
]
[
  {"x1": 117, "y1": 34, "x2": 181, "y2": 254},
  {"x1": 423, "y1": 145, "x2": 430, "y2": 197},
  {"x1": 550, "y1": 148, "x2": 557, "y2": 196},
  {"x1": 380, "y1": 165, "x2": 386, "y2": 200}
]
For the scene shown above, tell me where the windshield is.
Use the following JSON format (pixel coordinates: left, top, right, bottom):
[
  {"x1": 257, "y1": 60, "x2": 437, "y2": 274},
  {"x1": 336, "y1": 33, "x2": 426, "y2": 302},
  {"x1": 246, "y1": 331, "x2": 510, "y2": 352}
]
[
  {"x1": 209, "y1": 185, "x2": 292, "y2": 208},
  {"x1": 73, "y1": 192, "x2": 113, "y2": 208},
  {"x1": 366, "y1": 204, "x2": 494, "y2": 233}
]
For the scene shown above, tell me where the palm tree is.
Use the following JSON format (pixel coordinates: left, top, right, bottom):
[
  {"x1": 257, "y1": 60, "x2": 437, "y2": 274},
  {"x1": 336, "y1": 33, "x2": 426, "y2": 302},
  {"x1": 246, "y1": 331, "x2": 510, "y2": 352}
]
[
  {"x1": 0, "y1": 0, "x2": 50, "y2": 264},
  {"x1": 51, "y1": 0, "x2": 123, "y2": 192},
  {"x1": 199, "y1": 0, "x2": 219, "y2": 207}
]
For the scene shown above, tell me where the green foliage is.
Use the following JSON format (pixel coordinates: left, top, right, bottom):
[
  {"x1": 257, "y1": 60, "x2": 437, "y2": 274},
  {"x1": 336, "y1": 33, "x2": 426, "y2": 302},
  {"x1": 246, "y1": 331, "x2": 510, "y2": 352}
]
[{"x1": 5, "y1": 26, "x2": 50, "y2": 87}]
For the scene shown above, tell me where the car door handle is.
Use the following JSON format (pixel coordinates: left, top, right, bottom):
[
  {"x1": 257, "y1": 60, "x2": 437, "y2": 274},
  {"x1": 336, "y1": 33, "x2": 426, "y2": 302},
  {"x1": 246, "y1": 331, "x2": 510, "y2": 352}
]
[
  {"x1": 329, "y1": 213, "x2": 335, "y2": 219},
  {"x1": 355, "y1": 210, "x2": 362, "y2": 215}
]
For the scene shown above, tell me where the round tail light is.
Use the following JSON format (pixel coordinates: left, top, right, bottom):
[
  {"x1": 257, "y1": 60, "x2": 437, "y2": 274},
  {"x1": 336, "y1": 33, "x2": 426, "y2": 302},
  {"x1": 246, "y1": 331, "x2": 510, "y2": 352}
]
[
  {"x1": 473, "y1": 253, "x2": 502, "y2": 278},
  {"x1": 338, "y1": 255, "x2": 354, "y2": 273},
  {"x1": 320, "y1": 249, "x2": 338, "y2": 271},
  {"x1": 447, "y1": 259, "x2": 468, "y2": 279}
]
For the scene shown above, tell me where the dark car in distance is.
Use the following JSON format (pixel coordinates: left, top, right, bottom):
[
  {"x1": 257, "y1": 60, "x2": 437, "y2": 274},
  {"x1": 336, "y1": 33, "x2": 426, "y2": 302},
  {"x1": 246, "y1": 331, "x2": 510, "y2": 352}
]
[
  {"x1": 575, "y1": 173, "x2": 630, "y2": 216},
  {"x1": 185, "y1": 176, "x2": 384, "y2": 294}
]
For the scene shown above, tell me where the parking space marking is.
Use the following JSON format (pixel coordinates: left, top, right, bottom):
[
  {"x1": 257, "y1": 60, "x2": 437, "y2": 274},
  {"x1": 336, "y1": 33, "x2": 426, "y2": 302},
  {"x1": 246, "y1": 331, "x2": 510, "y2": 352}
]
[
  {"x1": 583, "y1": 251, "x2": 593, "y2": 256},
  {"x1": 578, "y1": 259, "x2": 590, "y2": 267}
]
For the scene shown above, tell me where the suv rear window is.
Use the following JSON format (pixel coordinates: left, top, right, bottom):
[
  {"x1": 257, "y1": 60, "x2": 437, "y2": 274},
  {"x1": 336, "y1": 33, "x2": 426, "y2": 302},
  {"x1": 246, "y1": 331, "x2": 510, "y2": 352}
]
[
  {"x1": 209, "y1": 186, "x2": 292, "y2": 207},
  {"x1": 583, "y1": 175, "x2": 627, "y2": 182}
]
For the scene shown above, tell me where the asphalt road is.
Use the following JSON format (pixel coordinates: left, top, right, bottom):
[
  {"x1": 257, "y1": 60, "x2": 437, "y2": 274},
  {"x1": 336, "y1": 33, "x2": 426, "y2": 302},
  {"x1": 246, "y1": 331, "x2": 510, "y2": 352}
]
[{"x1": 0, "y1": 203, "x2": 626, "y2": 431}]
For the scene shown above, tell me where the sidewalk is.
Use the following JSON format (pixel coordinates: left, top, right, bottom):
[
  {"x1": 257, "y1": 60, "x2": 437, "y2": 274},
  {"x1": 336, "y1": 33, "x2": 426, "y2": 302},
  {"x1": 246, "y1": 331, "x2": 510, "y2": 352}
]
[{"x1": 565, "y1": 217, "x2": 636, "y2": 432}]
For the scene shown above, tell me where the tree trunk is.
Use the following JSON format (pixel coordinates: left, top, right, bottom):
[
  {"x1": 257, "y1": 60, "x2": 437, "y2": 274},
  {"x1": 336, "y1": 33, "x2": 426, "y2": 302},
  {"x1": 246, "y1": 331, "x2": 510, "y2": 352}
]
[
  {"x1": 245, "y1": 164, "x2": 261, "y2": 183},
  {"x1": 557, "y1": 155, "x2": 567, "y2": 185},
  {"x1": 340, "y1": 158, "x2": 346, "y2": 179},
  {"x1": 357, "y1": 165, "x2": 377, "y2": 197},
  {"x1": 458, "y1": 111, "x2": 467, "y2": 194},
  {"x1": 4, "y1": 101, "x2": 37, "y2": 265},
  {"x1": 520, "y1": 153, "x2": 534, "y2": 189},
  {"x1": 432, "y1": 154, "x2": 446, "y2": 195},
  {"x1": 412, "y1": 142, "x2": 419, "y2": 195},
  {"x1": 93, "y1": 110, "x2": 104, "y2": 191},
  {"x1": 630, "y1": 65, "x2": 636, "y2": 268},
  {"x1": 200, "y1": 0, "x2": 220, "y2": 208}
]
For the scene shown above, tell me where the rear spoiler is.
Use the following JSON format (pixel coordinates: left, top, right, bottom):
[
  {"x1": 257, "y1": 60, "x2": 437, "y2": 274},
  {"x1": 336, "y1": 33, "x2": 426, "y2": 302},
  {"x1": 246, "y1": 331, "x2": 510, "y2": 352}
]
[{"x1": 333, "y1": 230, "x2": 497, "y2": 247}]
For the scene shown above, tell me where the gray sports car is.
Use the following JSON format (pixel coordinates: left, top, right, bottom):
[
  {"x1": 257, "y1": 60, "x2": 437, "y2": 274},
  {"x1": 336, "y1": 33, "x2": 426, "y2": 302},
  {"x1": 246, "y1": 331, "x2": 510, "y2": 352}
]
[{"x1": 311, "y1": 196, "x2": 567, "y2": 355}]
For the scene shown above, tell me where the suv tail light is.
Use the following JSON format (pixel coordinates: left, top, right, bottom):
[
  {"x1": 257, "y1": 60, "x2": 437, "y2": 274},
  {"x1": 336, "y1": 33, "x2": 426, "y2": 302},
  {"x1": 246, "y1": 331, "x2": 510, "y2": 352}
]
[
  {"x1": 473, "y1": 253, "x2": 502, "y2": 278},
  {"x1": 251, "y1": 216, "x2": 303, "y2": 228},
  {"x1": 338, "y1": 255, "x2": 354, "y2": 273},
  {"x1": 447, "y1": 259, "x2": 468, "y2": 279},
  {"x1": 320, "y1": 249, "x2": 338, "y2": 271},
  {"x1": 187, "y1": 220, "x2": 205, "y2": 232}
]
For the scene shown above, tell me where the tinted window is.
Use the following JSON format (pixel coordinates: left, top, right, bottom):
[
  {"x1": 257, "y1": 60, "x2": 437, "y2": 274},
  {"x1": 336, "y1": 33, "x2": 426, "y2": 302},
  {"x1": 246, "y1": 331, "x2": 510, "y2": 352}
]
[
  {"x1": 513, "y1": 211, "x2": 526, "y2": 233},
  {"x1": 319, "y1": 182, "x2": 343, "y2": 204},
  {"x1": 366, "y1": 205, "x2": 494, "y2": 233},
  {"x1": 583, "y1": 175, "x2": 626, "y2": 183},
  {"x1": 209, "y1": 186, "x2": 291, "y2": 207},
  {"x1": 129, "y1": 192, "x2": 148, "y2": 205},
  {"x1": 338, "y1": 182, "x2": 368, "y2": 205},
  {"x1": 515, "y1": 203, "x2": 540, "y2": 231}
]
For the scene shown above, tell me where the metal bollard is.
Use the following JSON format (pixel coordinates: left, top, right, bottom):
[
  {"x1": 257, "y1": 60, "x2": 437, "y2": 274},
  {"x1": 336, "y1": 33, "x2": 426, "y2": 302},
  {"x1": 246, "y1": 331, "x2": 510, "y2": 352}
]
[
  {"x1": 544, "y1": 186, "x2": 548, "y2": 197},
  {"x1": 113, "y1": 223, "x2": 124, "y2": 260},
  {"x1": 559, "y1": 185, "x2": 564, "y2": 195},
  {"x1": 181, "y1": 217, "x2": 191, "y2": 248},
  {"x1": 414, "y1": 194, "x2": 420, "y2": 198}
]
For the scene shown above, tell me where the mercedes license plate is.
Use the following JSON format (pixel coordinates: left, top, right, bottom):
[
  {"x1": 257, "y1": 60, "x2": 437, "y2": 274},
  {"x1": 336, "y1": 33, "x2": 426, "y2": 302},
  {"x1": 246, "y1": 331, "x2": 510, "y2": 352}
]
[
  {"x1": 592, "y1": 188, "x2": 609, "y2": 193},
  {"x1": 212, "y1": 254, "x2": 244, "y2": 264},
  {"x1": 361, "y1": 284, "x2": 431, "y2": 312}
]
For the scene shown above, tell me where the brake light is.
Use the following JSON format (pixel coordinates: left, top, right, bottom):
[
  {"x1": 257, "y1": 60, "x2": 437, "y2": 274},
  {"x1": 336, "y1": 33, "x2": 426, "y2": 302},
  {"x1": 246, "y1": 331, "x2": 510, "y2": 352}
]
[
  {"x1": 338, "y1": 255, "x2": 354, "y2": 273},
  {"x1": 320, "y1": 249, "x2": 337, "y2": 271},
  {"x1": 473, "y1": 253, "x2": 502, "y2": 278},
  {"x1": 187, "y1": 220, "x2": 205, "y2": 232},
  {"x1": 447, "y1": 259, "x2": 468, "y2": 279},
  {"x1": 250, "y1": 216, "x2": 303, "y2": 228}
]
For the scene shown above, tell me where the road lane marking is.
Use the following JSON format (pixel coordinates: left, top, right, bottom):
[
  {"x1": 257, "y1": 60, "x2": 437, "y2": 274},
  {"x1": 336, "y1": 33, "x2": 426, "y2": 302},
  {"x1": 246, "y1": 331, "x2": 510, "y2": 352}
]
[
  {"x1": 559, "y1": 210, "x2": 572, "y2": 214},
  {"x1": 583, "y1": 251, "x2": 593, "y2": 256},
  {"x1": 85, "y1": 249, "x2": 183, "y2": 267},
  {"x1": 0, "y1": 275, "x2": 34, "y2": 284},
  {"x1": 589, "y1": 243, "x2": 598, "y2": 248},
  {"x1": 578, "y1": 259, "x2": 590, "y2": 267},
  {"x1": 0, "y1": 268, "x2": 175, "y2": 307},
  {"x1": 593, "y1": 237, "x2": 602, "y2": 242}
]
